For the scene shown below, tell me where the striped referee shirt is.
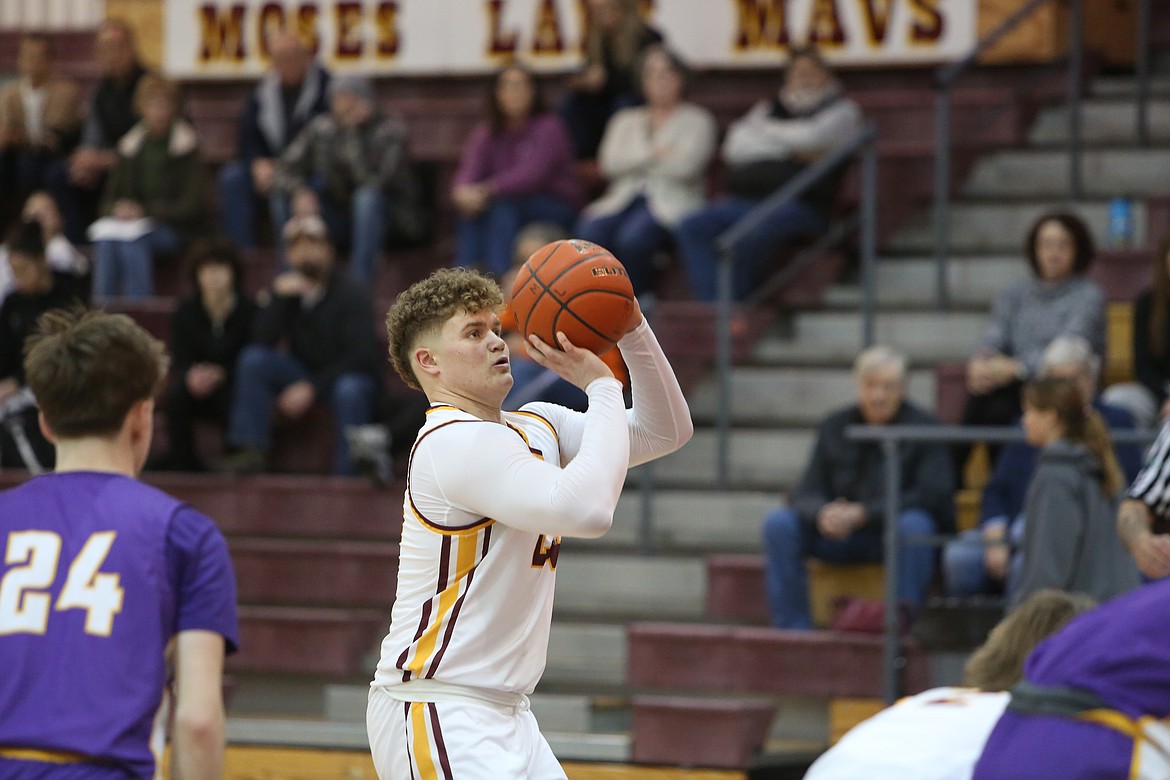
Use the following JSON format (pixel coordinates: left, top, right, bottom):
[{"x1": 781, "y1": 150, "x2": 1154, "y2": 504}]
[{"x1": 1128, "y1": 419, "x2": 1170, "y2": 527}]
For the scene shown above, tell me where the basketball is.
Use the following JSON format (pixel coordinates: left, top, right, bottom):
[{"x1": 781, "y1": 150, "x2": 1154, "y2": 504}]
[{"x1": 510, "y1": 239, "x2": 638, "y2": 356}]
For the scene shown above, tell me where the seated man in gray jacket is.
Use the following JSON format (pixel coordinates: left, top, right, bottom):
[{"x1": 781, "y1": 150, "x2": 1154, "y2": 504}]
[
  {"x1": 762, "y1": 345, "x2": 955, "y2": 629},
  {"x1": 675, "y1": 46, "x2": 862, "y2": 301}
]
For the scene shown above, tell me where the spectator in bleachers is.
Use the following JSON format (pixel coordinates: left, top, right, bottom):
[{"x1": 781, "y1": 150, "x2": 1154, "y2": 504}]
[
  {"x1": 1008, "y1": 376, "x2": 1139, "y2": 609},
  {"x1": 958, "y1": 211, "x2": 1105, "y2": 475},
  {"x1": 674, "y1": 47, "x2": 863, "y2": 302},
  {"x1": 972, "y1": 579, "x2": 1170, "y2": 779},
  {"x1": 452, "y1": 65, "x2": 582, "y2": 278},
  {"x1": 218, "y1": 30, "x2": 330, "y2": 251},
  {"x1": 761, "y1": 345, "x2": 954, "y2": 630},
  {"x1": 559, "y1": 0, "x2": 663, "y2": 160},
  {"x1": 0, "y1": 220, "x2": 87, "y2": 468},
  {"x1": 1101, "y1": 236, "x2": 1170, "y2": 430},
  {"x1": 90, "y1": 76, "x2": 206, "y2": 300},
  {"x1": 804, "y1": 589, "x2": 1095, "y2": 780},
  {"x1": 944, "y1": 336, "x2": 1142, "y2": 599},
  {"x1": 272, "y1": 75, "x2": 416, "y2": 283},
  {"x1": 152, "y1": 238, "x2": 256, "y2": 472},
  {"x1": 574, "y1": 45, "x2": 716, "y2": 298},
  {"x1": 215, "y1": 215, "x2": 380, "y2": 476},
  {"x1": 0, "y1": 190, "x2": 87, "y2": 307},
  {"x1": 47, "y1": 19, "x2": 149, "y2": 244},
  {"x1": 0, "y1": 33, "x2": 82, "y2": 229}
]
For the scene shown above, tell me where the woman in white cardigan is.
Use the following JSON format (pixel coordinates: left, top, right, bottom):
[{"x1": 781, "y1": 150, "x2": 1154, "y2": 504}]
[{"x1": 574, "y1": 46, "x2": 716, "y2": 296}]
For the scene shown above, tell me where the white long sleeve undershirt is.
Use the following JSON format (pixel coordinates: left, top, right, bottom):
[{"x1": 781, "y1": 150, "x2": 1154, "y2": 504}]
[{"x1": 413, "y1": 319, "x2": 692, "y2": 540}]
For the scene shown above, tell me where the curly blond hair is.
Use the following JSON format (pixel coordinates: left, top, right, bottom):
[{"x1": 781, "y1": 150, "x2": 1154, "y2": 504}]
[{"x1": 386, "y1": 268, "x2": 503, "y2": 390}]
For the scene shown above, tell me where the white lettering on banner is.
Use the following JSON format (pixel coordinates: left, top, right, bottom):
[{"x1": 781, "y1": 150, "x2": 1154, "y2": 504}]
[{"x1": 164, "y1": 0, "x2": 976, "y2": 79}]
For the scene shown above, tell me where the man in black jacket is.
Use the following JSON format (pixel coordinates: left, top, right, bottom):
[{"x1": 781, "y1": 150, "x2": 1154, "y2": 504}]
[
  {"x1": 761, "y1": 345, "x2": 955, "y2": 629},
  {"x1": 217, "y1": 30, "x2": 330, "y2": 250},
  {"x1": 46, "y1": 19, "x2": 150, "y2": 243},
  {"x1": 217, "y1": 215, "x2": 380, "y2": 475},
  {"x1": 0, "y1": 220, "x2": 87, "y2": 468}
]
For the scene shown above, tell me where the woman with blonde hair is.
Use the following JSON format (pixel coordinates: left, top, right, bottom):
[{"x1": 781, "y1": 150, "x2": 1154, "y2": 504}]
[
  {"x1": 1009, "y1": 376, "x2": 1140, "y2": 607},
  {"x1": 804, "y1": 589, "x2": 1095, "y2": 780},
  {"x1": 559, "y1": 0, "x2": 663, "y2": 159}
]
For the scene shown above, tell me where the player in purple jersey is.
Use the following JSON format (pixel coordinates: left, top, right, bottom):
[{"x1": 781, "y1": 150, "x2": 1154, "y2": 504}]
[
  {"x1": 0, "y1": 308, "x2": 238, "y2": 779},
  {"x1": 972, "y1": 578, "x2": 1170, "y2": 779}
]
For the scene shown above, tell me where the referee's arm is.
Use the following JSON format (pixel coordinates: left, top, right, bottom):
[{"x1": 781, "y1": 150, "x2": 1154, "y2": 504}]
[{"x1": 1119, "y1": 421, "x2": 1170, "y2": 579}]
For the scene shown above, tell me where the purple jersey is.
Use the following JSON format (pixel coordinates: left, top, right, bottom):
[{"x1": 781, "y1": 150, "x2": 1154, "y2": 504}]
[
  {"x1": 974, "y1": 579, "x2": 1170, "y2": 779},
  {"x1": 0, "y1": 472, "x2": 238, "y2": 778}
]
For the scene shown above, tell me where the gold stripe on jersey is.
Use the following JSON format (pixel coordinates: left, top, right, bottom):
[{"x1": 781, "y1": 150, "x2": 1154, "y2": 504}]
[
  {"x1": 409, "y1": 702, "x2": 440, "y2": 780},
  {"x1": 0, "y1": 747, "x2": 94, "y2": 764},
  {"x1": 508, "y1": 409, "x2": 559, "y2": 443},
  {"x1": 425, "y1": 404, "x2": 461, "y2": 415},
  {"x1": 403, "y1": 528, "x2": 489, "y2": 680}
]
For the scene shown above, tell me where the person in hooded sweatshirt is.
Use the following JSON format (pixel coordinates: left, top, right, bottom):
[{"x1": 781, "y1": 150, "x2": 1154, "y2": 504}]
[{"x1": 1008, "y1": 376, "x2": 1141, "y2": 609}]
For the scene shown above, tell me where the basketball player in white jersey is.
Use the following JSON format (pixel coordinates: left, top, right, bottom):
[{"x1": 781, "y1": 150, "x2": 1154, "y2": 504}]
[{"x1": 368, "y1": 268, "x2": 692, "y2": 779}]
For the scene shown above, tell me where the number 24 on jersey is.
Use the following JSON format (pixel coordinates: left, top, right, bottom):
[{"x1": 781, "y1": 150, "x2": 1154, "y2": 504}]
[{"x1": 0, "y1": 530, "x2": 124, "y2": 637}]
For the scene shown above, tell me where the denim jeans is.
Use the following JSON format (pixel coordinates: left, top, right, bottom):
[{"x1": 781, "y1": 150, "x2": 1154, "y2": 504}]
[
  {"x1": 574, "y1": 196, "x2": 670, "y2": 296},
  {"x1": 217, "y1": 160, "x2": 288, "y2": 251},
  {"x1": 454, "y1": 193, "x2": 578, "y2": 278},
  {"x1": 761, "y1": 506, "x2": 937, "y2": 630},
  {"x1": 226, "y1": 345, "x2": 377, "y2": 475},
  {"x1": 675, "y1": 196, "x2": 827, "y2": 301},
  {"x1": 272, "y1": 181, "x2": 388, "y2": 282},
  {"x1": 91, "y1": 223, "x2": 182, "y2": 300},
  {"x1": 942, "y1": 519, "x2": 1025, "y2": 598}
]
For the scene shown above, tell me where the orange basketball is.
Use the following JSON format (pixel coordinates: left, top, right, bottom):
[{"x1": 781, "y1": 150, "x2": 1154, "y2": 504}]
[{"x1": 510, "y1": 239, "x2": 637, "y2": 356}]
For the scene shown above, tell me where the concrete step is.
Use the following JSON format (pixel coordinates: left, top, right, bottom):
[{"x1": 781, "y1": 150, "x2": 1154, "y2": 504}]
[
  {"x1": 604, "y1": 489, "x2": 777, "y2": 553},
  {"x1": 545, "y1": 732, "x2": 631, "y2": 763},
  {"x1": 227, "y1": 715, "x2": 633, "y2": 764},
  {"x1": 752, "y1": 334, "x2": 964, "y2": 368},
  {"x1": 545, "y1": 622, "x2": 627, "y2": 688},
  {"x1": 685, "y1": 366, "x2": 936, "y2": 425},
  {"x1": 791, "y1": 310, "x2": 985, "y2": 363},
  {"x1": 890, "y1": 199, "x2": 1148, "y2": 255},
  {"x1": 1029, "y1": 98, "x2": 1170, "y2": 144},
  {"x1": 822, "y1": 255, "x2": 1026, "y2": 309},
  {"x1": 963, "y1": 148, "x2": 1170, "y2": 198},
  {"x1": 1090, "y1": 74, "x2": 1170, "y2": 98},
  {"x1": 323, "y1": 684, "x2": 595, "y2": 734},
  {"x1": 227, "y1": 717, "x2": 369, "y2": 750},
  {"x1": 649, "y1": 428, "x2": 814, "y2": 491},
  {"x1": 553, "y1": 553, "x2": 706, "y2": 621}
]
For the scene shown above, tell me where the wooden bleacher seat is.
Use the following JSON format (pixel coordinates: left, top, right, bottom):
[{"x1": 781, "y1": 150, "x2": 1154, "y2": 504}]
[
  {"x1": 626, "y1": 622, "x2": 930, "y2": 699},
  {"x1": 231, "y1": 604, "x2": 388, "y2": 677},
  {"x1": 100, "y1": 296, "x2": 177, "y2": 344},
  {"x1": 705, "y1": 554, "x2": 885, "y2": 630},
  {"x1": 228, "y1": 537, "x2": 398, "y2": 608},
  {"x1": 146, "y1": 473, "x2": 400, "y2": 540},
  {"x1": 631, "y1": 695, "x2": 777, "y2": 769},
  {"x1": 827, "y1": 697, "x2": 885, "y2": 744},
  {"x1": 1104, "y1": 301, "x2": 1135, "y2": 388}
]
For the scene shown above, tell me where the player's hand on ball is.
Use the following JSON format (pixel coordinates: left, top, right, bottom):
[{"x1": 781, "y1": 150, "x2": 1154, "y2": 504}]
[{"x1": 527, "y1": 331, "x2": 614, "y2": 390}]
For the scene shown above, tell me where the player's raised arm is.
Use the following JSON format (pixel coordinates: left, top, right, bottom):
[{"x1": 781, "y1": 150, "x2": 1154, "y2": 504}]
[
  {"x1": 531, "y1": 305, "x2": 692, "y2": 469},
  {"x1": 618, "y1": 309, "x2": 693, "y2": 466},
  {"x1": 424, "y1": 335, "x2": 629, "y2": 538}
]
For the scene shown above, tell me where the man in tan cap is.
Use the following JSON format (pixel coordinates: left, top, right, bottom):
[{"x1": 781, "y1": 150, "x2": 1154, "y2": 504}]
[{"x1": 215, "y1": 215, "x2": 382, "y2": 475}]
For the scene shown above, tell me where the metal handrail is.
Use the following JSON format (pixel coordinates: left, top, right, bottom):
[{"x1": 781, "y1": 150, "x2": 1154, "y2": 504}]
[
  {"x1": 712, "y1": 123, "x2": 878, "y2": 489},
  {"x1": 844, "y1": 423, "x2": 1155, "y2": 704},
  {"x1": 933, "y1": 0, "x2": 1084, "y2": 311}
]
